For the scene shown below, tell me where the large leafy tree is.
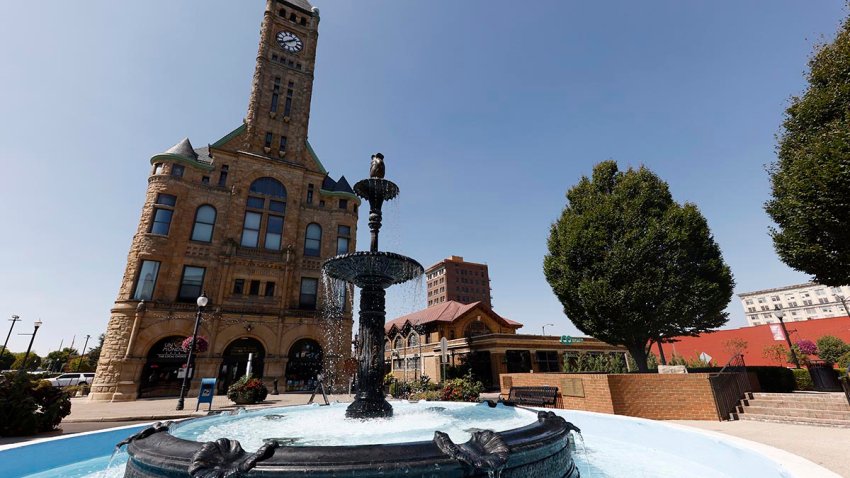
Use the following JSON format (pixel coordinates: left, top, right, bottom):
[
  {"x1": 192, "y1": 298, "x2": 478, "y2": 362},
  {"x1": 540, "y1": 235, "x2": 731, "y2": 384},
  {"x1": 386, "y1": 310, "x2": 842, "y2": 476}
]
[
  {"x1": 766, "y1": 17, "x2": 850, "y2": 286},
  {"x1": 544, "y1": 161, "x2": 734, "y2": 371}
]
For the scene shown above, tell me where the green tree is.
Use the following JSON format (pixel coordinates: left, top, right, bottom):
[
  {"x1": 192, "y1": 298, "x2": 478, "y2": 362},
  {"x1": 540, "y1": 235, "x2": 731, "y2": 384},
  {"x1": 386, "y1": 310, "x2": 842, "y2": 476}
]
[
  {"x1": 0, "y1": 350, "x2": 14, "y2": 370},
  {"x1": 45, "y1": 348, "x2": 78, "y2": 372},
  {"x1": 544, "y1": 161, "x2": 734, "y2": 371},
  {"x1": 766, "y1": 17, "x2": 850, "y2": 285},
  {"x1": 86, "y1": 334, "x2": 105, "y2": 366},
  {"x1": 815, "y1": 335, "x2": 850, "y2": 364},
  {"x1": 12, "y1": 352, "x2": 42, "y2": 371}
]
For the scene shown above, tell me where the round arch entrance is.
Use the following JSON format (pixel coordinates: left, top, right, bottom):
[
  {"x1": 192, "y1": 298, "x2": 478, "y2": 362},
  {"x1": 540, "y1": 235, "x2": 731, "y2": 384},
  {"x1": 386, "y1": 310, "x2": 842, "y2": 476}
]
[
  {"x1": 285, "y1": 339, "x2": 323, "y2": 392},
  {"x1": 217, "y1": 338, "x2": 265, "y2": 395},
  {"x1": 139, "y1": 336, "x2": 188, "y2": 398}
]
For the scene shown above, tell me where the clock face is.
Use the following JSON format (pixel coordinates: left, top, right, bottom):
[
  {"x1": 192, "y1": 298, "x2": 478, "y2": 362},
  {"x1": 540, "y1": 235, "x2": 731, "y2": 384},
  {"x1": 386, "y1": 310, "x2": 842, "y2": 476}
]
[{"x1": 276, "y1": 31, "x2": 303, "y2": 53}]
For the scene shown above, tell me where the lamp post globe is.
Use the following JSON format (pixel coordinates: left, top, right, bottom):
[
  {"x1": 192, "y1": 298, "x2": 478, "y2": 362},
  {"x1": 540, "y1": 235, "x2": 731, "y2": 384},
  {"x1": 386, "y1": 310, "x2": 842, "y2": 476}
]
[
  {"x1": 21, "y1": 319, "x2": 43, "y2": 372},
  {"x1": 176, "y1": 292, "x2": 208, "y2": 410}
]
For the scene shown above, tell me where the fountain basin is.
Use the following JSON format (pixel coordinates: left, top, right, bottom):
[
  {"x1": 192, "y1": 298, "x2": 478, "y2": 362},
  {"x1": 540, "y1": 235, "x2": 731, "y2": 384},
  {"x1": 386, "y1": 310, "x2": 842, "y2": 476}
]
[
  {"x1": 323, "y1": 251, "x2": 424, "y2": 288},
  {"x1": 123, "y1": 402, "x2": 576, "y2": 477},
  {"x1": 1, "y1": 405, "x2": 841, "y2": 478}
]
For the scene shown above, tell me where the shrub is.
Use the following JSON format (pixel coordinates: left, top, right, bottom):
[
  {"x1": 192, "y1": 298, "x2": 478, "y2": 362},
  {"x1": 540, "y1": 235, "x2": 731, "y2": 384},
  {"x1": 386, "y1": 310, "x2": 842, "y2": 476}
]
[
  {"x1": 838, "y1": 351, "x2": 850, "y2": 370},
  {"x1": 762, "y1": 344, "x2": 788, "y2": 366},
  {"x1": 226, "y1": 376, "x2": 268, "y2": 404},
  {"x1": 816, "y1": 336, "x2": 850, "y2": 365},
  {"x1": 792, "y1": 368, "x2": 813, "y2": 391},
  {"x1": 440, "y1": 371, "x2": 483, "y2": 402},
  {"x1": 409, "y1": 390, "x2": 442, "y2": 401},
  {"x1": 388, "y1": 381, "x2": 411, "y2": 399},
  {"x1": 795, "y1": 340, "x2": 818, "y2": 356},
  {"x1": 0, "y1": 373, "x2": 72, "y2": 436},
  {"x1": 566, "y1": 352, "x2": 629, "y2": 373},
  {"x1": 747, "y1": 366, "x2": 795, "y2": 393}
]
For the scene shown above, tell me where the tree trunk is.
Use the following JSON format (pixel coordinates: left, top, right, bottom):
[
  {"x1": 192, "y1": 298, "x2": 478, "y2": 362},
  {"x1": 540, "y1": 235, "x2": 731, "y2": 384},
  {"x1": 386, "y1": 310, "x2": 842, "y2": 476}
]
[
  {"x1": 628, "y1": 345, "x2": 650, "y2": 372},
  {"x1": 657, "y1": 339, "x2": 667, "y2": 365}
]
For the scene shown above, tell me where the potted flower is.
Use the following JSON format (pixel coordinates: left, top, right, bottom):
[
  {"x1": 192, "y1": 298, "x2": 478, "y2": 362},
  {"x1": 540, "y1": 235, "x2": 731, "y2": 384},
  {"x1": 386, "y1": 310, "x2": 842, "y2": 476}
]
[
  {"x1": 181, "y1": 336, "x2": 209, "y2": 354},
  {"x1": 227, "y1": 376, "x2": 269, "y2": 405}
]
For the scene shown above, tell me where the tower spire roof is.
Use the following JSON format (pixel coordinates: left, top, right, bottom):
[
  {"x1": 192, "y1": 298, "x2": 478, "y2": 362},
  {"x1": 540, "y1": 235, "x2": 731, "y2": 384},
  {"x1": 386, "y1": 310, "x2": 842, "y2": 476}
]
[{"x1": 163, "y1": 137, "x2": 199, "y2": 161}]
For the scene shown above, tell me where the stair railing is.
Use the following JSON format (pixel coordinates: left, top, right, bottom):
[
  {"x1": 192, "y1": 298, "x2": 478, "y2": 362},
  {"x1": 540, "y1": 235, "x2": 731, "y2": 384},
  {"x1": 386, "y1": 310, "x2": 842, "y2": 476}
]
[{"x1": 708, "y1": 354, "x2": 752, "y2": 421}]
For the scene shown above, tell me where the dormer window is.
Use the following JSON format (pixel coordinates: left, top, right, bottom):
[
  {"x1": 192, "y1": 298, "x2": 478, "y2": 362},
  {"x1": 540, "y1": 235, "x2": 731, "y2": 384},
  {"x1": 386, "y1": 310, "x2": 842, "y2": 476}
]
[{"x1": 171, "y1": 164, "x2": 185, "y2": 178}]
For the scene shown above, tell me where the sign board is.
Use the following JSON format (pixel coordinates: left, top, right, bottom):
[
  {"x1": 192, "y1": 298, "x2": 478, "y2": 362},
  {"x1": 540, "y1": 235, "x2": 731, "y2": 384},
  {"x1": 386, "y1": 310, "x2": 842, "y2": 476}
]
[
  {"x1": 560, "y1": 335, "x2": 584, "y2": 345},
  {"x1": 769, "y1": 324, "x2": 786, "y2": 341},
  {"x1": 196, "y1": 378, "x2": 216, "y2": 412},
  {"x1": 699, "y1": 352, "x2": 712, "y2": 364},
  {"x1": 658, "y1": 365, "x2": 688, "y2": 374},
  {"x1": 177, "y1": 366, "x2": 193, "y2": 379},
  {"x1": 440, "y1": 337, "x2": 448, "y2": 364}
]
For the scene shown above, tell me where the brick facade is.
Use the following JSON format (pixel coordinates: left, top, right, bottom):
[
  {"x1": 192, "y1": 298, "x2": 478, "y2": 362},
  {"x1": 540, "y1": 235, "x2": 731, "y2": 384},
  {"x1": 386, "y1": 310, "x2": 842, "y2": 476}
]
[
  {"x1": 426, "y1": 256, "x2": 492, "y2": 308},
  {"x1": 501, "y1": 373, "x2": 721, "y2": 421}
]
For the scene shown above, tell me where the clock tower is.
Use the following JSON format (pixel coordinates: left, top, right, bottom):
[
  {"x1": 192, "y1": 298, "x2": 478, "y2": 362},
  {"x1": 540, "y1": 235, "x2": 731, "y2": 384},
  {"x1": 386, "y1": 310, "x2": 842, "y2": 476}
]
[
  {"x1": 91, "y1": 0, "x2": 360, "y2": 402},
  {"x1": 244, "y1": 0, "x2": 320, "y2": 162}
]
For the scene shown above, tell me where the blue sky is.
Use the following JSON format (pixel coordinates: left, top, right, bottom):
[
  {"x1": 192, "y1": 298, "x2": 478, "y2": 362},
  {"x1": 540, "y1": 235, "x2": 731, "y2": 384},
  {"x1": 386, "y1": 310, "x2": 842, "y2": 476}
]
[{"x1": 0, "y1": 1, "x2": 846, "y2": 355}]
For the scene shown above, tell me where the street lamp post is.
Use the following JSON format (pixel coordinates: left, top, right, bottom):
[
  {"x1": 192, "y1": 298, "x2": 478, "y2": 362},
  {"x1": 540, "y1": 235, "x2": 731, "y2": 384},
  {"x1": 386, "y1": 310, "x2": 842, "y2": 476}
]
[
  {"x1": 542, "y1": 323, "x2": 554, "y2": 336},
  {"x1": 21, "y1": 320, "x2": 43, "y2": 371},
  {"x1": 76, "y1": 334, "x2": 91, "y2": 372},
  {"x1": 1, "y1": 315, "x2": 21, "y2": 357},
  {"x1": 176, "y1": 293, "x2": 208, "y2": 411},
  {"x1": 774, "y1": 307, "x2": 800, "y2": 369}
]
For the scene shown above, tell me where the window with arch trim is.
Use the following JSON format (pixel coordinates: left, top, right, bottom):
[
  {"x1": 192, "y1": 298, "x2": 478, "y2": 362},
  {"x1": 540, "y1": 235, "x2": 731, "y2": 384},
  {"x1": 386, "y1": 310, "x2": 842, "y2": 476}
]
[
  {"x1": 407, "y1": 333, "x2": 419, "y2": 347},
  {"x1": 304, "y1": 223, "x2": 322, "y2": 256},
  {"x1": 393, "y1": 336, "x2": 403, "y2": 350},
  {"x1": 241, "y1": 177, "x2": 287, "y2": 249},
  {"x1": 191, "y1": 205, "x2": 216, "y2": 242}
]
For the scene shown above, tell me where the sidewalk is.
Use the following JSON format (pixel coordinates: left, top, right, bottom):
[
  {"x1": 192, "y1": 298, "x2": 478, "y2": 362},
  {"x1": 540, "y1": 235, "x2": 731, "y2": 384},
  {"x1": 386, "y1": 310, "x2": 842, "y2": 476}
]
[
  {"x1": 64, "y1": 392, "x2": 356, "y2": 422},
  {"x1": 672, "y1": 419, "x2": 850, "y2": 478}
]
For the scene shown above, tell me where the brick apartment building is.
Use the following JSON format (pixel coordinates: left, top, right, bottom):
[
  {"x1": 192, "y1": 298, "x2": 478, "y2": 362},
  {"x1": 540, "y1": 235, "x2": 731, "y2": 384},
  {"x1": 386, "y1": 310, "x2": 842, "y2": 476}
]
[
  {"x1": 92, "y1": 0, "x2": 358, "y2": 401},
  {"x1": 426, "y1": 256, "x2": 492, "y2": 308}
]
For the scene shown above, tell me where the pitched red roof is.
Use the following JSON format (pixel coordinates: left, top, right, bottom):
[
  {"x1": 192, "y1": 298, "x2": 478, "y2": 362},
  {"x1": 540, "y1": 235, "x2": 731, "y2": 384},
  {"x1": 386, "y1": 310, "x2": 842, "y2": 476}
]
[
  {"x1": 659, "y1": 315, "x2": 850, "y2": 366},
  {"x1": 384, "y1": 301, "x2": 522, "y2": 333}
]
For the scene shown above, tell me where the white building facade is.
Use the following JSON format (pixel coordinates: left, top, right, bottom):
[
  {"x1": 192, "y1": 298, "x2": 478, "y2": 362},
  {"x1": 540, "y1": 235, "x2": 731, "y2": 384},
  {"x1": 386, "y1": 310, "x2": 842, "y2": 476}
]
[{"x1": 739, "y1": 283, "x2": 850, "y2": 327}]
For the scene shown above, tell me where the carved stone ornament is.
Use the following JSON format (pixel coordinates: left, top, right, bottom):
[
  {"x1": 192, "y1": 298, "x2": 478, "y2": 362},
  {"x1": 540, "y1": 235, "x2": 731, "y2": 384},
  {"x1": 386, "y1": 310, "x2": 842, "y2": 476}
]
[
  {"x1": 433, "y1": 430, "x2": 510, "y2": 476},
  {"x1": 116, "y1": 421, "x2": 172, "y2": 449},
  {"x1": 189, "y1": 438, "x2": 278, "y2": 478}
]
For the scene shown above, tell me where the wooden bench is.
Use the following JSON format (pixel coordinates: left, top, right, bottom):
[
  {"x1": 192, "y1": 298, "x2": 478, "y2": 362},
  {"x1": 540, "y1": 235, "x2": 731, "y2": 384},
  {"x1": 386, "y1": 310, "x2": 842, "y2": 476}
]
[{"x1": 503, "y1": 386, "x2": 560, "y2": 408}]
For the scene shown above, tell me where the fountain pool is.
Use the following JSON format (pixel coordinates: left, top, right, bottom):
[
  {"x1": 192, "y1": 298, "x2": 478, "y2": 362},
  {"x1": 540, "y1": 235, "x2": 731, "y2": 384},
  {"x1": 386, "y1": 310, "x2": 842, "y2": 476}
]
[{"x1": 0, "y1": 405, "x2": 837, "y2": 478}]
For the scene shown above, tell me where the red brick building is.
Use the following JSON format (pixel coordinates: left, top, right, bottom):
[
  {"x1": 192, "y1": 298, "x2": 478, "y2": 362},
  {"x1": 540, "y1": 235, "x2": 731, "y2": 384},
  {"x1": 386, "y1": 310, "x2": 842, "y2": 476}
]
[{"x1": 658, "y1": 315, "x2": 850, "y2": 367}]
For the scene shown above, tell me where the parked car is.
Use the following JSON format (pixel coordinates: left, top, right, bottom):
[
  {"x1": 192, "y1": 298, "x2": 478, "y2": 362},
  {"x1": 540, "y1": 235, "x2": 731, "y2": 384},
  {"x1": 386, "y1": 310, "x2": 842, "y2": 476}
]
[{"x1": 48, "y1": 373, "x2": 95, "y2": 387}]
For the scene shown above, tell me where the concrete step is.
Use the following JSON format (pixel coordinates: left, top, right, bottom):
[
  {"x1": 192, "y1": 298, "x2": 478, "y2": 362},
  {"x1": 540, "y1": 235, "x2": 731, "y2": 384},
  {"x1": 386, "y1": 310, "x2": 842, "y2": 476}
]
[
  {"x1": 748, "y1": 392, "x2": 847, "y2": 404},
  {"x1": 737, "y1": 405, "x2": 850, "y2": 421},
  {"x1": 740, "y1": 398, "x2": 850, "y2": 412},
  {"x1": 737, "y1": 413, "x2": 850, "y2": 428}
]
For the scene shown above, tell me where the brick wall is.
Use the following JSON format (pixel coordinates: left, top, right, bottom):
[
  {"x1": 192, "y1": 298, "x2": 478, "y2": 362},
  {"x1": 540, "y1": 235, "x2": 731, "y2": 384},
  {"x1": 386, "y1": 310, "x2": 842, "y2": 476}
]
[{"x1": 500, "y1": 372, "x2": 720, "y2": 421}]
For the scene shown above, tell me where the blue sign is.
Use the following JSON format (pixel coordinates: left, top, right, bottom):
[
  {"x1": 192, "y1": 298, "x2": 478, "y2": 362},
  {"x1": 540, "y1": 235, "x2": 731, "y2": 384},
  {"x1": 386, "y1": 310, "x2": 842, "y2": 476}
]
[{"x1": 196, "y1": 378, "x2": 217, "y2": 411}]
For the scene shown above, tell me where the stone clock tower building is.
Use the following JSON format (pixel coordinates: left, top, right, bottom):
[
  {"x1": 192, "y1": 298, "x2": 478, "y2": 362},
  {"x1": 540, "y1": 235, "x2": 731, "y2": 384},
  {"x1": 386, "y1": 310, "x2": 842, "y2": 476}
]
[{"x1": 91, "y1": 0, "x2": 358, "y2": 401}]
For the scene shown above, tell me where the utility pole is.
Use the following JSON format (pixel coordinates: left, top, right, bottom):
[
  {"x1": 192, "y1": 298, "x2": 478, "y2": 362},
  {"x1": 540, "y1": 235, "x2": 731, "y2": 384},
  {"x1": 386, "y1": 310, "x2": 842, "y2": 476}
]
[
  {"x1": 76, "y1": 334, "x2": 91, "y2": 372},
  {"x1": 1, "y1": 315, "x2": 21, "y2": 356},
  {"x1": 835, "y1": 294, "x2": 850, "y2": 318}
]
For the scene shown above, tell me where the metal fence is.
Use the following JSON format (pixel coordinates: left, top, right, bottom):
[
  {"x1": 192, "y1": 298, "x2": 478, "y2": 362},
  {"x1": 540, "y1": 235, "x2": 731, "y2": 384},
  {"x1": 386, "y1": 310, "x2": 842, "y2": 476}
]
[{"x1": 708, "y1": 354, "x2": 752, "y2": 421}]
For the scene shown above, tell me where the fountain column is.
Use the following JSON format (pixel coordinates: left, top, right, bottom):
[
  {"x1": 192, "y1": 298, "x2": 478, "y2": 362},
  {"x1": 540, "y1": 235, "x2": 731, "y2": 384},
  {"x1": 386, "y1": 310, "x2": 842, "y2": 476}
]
[{"x1": 346, "y1": 284, "x2": 392, "y2": 418}]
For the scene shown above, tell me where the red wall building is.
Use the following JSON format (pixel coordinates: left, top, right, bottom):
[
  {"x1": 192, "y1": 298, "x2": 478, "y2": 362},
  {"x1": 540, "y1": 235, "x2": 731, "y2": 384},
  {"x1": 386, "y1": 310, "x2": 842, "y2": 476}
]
[{"x1": 658, "y1": 315, "x2": 850, "y2": 367}]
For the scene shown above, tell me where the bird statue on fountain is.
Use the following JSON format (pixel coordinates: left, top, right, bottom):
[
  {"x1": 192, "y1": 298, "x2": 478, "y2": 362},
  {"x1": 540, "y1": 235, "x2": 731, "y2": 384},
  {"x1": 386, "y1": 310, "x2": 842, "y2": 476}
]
[{"x1": 370, "y1": 153, "x2": 385, "y2": 179}]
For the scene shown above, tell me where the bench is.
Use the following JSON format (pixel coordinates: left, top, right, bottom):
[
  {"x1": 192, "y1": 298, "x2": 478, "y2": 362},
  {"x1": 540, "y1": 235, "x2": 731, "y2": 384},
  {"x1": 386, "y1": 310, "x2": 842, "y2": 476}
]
[{"x1": 504, "y1": 386, "x2": 560, "y2": 408}]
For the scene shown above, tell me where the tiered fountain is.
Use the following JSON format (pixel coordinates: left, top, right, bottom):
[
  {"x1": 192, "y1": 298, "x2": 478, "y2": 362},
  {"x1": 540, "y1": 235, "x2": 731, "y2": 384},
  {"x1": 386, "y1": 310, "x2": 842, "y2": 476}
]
[{"x1": 120, "y1": 154, "x2": 581, "y2": 478}]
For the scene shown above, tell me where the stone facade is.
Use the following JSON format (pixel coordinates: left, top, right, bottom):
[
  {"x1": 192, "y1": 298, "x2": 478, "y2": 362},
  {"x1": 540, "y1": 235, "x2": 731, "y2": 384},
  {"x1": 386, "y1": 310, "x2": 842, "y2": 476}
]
[{"x1": 92, "y1": 0, "x2": 358, "y2": 401}]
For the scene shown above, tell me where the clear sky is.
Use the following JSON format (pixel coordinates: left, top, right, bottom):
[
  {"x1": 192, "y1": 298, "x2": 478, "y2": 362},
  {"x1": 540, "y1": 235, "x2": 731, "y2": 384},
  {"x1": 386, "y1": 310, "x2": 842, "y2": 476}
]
[{"x1": 0, "y1": 1, "x2": 846, "y2": 356}]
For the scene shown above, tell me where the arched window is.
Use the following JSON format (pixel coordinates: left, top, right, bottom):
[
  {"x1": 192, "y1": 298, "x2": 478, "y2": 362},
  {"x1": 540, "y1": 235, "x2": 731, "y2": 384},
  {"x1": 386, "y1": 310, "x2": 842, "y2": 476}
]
[
  {"x1": 242, "y1": 178, "x2": 286, "y2": 250},
  {"x1": 249, "y1": 177, "x2": 287, "y2": 198},
  {"x1": 407, "y1": 333, "x2": 419, "y2": 347},
  {"x1": 393, "y1": 336, "x2": 403, "y2": 350},
  {"x1": 464, "y1": 320, "x2": 491, "y2": 337},
  {"x1": 191, "y1": 205, "x2": 216, "y2": 242},
  {"x1": 304, "y1": 223, "x2": 322, "y2": 256}
]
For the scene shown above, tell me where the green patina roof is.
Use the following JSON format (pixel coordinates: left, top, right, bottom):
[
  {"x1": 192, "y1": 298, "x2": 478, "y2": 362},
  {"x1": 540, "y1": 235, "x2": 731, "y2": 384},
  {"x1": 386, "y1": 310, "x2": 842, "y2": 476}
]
[{"x1": 150, "y1": 137, "x2": 214, "y2": 171}]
